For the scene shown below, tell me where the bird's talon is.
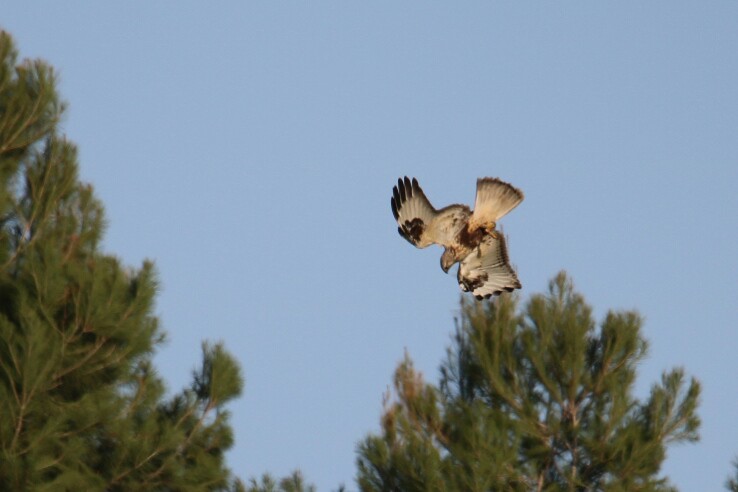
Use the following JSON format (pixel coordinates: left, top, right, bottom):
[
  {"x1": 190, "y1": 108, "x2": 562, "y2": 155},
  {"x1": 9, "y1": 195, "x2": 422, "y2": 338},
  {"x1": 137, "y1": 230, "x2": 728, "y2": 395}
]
[{"x1": 483, "y1": 221, "x2": 497, "y2": 235}]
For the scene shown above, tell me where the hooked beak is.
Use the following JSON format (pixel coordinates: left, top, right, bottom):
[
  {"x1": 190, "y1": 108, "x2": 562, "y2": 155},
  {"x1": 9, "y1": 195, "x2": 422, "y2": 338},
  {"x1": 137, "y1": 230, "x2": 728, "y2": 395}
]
[{"x1": 440, "y1": 250, "x2": 454, "y2": 274}]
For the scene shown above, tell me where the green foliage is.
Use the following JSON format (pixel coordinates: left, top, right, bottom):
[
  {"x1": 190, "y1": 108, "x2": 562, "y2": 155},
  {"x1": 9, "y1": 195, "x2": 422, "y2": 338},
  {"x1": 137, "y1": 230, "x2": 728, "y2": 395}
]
[
  {"x1": 0, "y1": 30, "x2": 244, "y2": 490},
  {"x1": 243, "y1": 471, "x2": 317, "y2": 492},
  {"x1": 357, "y1": 272, "x2": 701, "y2": 492}
]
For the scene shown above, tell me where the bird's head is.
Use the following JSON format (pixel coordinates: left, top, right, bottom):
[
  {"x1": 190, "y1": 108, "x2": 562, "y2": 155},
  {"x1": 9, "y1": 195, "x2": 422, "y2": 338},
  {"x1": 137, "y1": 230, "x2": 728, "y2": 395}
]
[{"x1": 440, "y1": 250, "x2": 455, "y2": 274}]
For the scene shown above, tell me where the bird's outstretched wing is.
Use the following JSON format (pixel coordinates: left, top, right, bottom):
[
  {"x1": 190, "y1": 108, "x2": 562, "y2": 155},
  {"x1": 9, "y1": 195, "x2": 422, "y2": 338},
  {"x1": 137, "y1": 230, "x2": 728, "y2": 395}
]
[
  {"x1": 457, "y1": 232, "x2": 521, "y2": 299},
  {"x1": 391, "y1": 177, "x2": 443, "y2": 248},
  {"x1": 469, "y1": 177, "x2": 524, "y2": 231},
  {"x1": 392, "y1": 176, "x2": 474, "y2": 249}
]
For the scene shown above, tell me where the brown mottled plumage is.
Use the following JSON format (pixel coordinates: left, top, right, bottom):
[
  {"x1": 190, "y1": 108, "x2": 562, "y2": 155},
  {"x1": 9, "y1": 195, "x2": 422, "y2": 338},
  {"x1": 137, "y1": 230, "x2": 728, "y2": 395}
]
[{"x1": 391, "y1": 176, "x2": 523, "y2": 299}]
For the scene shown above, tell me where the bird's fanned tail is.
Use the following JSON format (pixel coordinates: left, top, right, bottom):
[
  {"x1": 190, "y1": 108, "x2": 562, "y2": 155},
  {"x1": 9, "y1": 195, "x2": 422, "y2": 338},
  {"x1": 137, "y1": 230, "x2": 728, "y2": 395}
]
[{"x1": 469, "y1": 177, "x2": 524, "y2": 231}]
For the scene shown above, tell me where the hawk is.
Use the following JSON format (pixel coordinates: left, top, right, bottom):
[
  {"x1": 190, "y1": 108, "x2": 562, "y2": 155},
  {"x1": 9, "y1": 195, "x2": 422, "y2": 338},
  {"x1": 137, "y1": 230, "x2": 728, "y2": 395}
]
[{"x1": 391, "y1": 176, "x2": 523, "y2": 299}]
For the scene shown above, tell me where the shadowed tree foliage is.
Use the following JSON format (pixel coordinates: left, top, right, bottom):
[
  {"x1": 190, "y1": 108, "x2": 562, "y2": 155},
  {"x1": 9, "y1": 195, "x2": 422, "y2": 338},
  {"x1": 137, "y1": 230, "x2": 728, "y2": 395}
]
[
  {"x1": 0, "y1": 30, "x2": 245, "y2": 490},
  {"x1": 244, "y1": 471, "x2": 321, "y2": 492},
  {"x1": 727, "y1": 461, "x2": 738, "y2": 492},
  {"x1": 357, "y1": 272, "x2": 701, "y2": 491}
]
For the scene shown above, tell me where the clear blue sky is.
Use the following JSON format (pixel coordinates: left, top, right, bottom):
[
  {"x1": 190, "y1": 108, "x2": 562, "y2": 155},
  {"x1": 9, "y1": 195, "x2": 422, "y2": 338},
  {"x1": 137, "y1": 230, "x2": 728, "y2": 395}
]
[{"x1": 4, "y1": 3, "x2": 738, "y2": 490}]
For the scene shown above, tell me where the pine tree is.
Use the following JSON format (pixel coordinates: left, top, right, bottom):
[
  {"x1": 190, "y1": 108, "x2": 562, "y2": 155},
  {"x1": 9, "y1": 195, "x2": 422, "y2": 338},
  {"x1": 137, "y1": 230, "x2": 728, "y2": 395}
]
[
  {"x1": 357, "y1": 272, "x2": 701, "y2": 491},
  {"x1": 0, "y1": 30, "x2": 243, "y2": 490}
]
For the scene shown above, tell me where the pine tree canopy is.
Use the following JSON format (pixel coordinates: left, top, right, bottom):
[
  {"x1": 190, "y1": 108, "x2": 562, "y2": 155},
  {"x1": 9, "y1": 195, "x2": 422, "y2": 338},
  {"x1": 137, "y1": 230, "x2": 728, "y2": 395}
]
[
  {"x1": 0, "y1": 30, "x2": 244, "y2": 491},
  {"x1": 243, "y1": 471, "x2": 319, "y2": 492},
  {"x1": 356, "y1": 272, "x2": 701, "y2": 492}
]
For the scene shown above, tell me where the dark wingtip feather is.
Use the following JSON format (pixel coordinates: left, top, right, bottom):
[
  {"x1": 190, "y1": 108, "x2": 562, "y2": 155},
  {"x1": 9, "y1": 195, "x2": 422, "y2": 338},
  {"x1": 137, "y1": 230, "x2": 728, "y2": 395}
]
[
  {"x1": 391, "y1": 197, "x2": 399, "y2": 220},
  {"x1": 411, "y1": 177, "x2": 420, "y2": 197},
  {"x1": 397, "y1": 178, "x2": 406, "y2": 202},
  {"x1": 403, "y1": 176, "x2": 412, "y2": 198}
]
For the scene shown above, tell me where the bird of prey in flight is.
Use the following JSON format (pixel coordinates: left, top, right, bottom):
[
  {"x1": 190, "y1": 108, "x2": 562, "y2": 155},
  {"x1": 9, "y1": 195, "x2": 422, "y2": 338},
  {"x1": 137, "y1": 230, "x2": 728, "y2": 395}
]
[{"x1": 391, "y1": 176, "x2": 523, "y2": 299}]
